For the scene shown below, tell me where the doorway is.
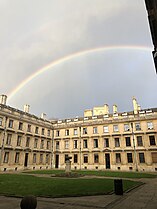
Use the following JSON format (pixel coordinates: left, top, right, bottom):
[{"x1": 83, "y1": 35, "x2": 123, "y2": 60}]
[
  {"x1": 55, "y1": 155, "x2": 59, "y2": 168},
  {"x1": 24, "y1": 153, "x2": 29, "y2": 167},
  {"x1": 105, "y1": 153, "x2": 110, "y2": 169}
]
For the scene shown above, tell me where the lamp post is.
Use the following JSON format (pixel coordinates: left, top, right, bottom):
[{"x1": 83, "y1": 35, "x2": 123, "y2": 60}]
[{"x1": 131, "y1": 122, "x2": 138, "y2": 171}]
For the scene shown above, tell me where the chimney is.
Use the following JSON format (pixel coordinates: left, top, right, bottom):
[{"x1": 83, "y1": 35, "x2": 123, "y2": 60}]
[
  {"x1": 104, "y1": 104, "x2": 109, "y2": 114},
  {"x1": 41, "y1": 113, "x2": 46, "y2": 119},
  {"x1": 24, "y1": 104, "x2": 30, "y2": 113},
  {"x1": 113, "y1": 104, "x2": 118, "y2": 114},
  {"x1": 138, "y1": 105, "x2": 141, "y2": 111},
  {"x1": 0, "y1": 95, "x2": 7, "y2": 105},
  {"x1": 132, "y1": 97, "x2": 138, "y2": 114}
]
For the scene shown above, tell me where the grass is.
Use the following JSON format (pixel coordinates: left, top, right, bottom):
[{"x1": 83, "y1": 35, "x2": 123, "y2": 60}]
[
  {"x1": 0, "y1": 174, "x2": 141, "y2": 197},
  {"x1": 24, "y1": 169, "x2": 157, "y2": 178}
]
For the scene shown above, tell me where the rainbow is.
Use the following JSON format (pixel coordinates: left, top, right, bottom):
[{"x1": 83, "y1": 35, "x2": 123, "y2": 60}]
[{"x1": 8, "y1": 45, "x2": 152, "y2": 101}]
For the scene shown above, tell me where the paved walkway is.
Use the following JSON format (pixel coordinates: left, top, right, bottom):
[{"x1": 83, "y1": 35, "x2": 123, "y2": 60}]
[{"x1": 0, "y1": 178, "x2": 157, "y2": 209}]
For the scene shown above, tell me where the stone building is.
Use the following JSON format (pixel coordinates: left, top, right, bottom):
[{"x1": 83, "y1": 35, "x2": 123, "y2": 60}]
[
  {"x1": 0, "y1": 95, "x2": 53, "y2": 171},
  {"x1": 53, "y1": 97, "x2": 157, "y2": 172},
  {"x1": 0, "y1": 94, "x2": 157, "y2": 172}
]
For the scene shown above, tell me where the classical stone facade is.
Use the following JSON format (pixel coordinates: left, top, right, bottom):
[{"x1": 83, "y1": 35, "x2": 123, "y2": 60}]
[
  {"x1": 0, "y1": 95, "x2": 157, "y2": 172},
  {"x1": 0, "y1": 95, "x2": 53, "y2": 171}
]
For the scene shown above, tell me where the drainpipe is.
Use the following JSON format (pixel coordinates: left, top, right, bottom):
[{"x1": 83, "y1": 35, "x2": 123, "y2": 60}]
[
  {"x1": 131, "y1": 122, "x2": 138, "y2": 171},
  {"x1": 0, "y1": 116, "x2": 7, "y2": 166},
  {"x1": 79, "y1": 126, "x2": 82, "y2": 170},
  {"x1": 51, "y1": 127, "x2": 54, "y2": 169}
]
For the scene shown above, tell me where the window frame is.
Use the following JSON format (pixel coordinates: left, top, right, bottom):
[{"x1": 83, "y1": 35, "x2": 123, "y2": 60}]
[
  {"x1": 137, "y1": 136, "x2": 143, "y2": 146},
  {"x1": 94, "y1": 138, "x2": 98, "y2": 148},
  {"x1": 104, "y1": 138, "x2": 109, "y2": 148},
  {"x1": 125, "y1": 137, "x2": 131, "y2": 147},
  {"x1": 127, "y1": 153, "x2": 133, "y2": 163},
  {"x1": 113, "y1": 125, "x2": 119, "y2": 132},
  {"x1": 149, "y1": 135, "x2": 156, "y2": 146},
  {"x1": 103, "y1": 126, "x2": 109, "y2": 133},
  {"x1": 116, "y1": 153, "x2": 121, "y2": 163},
  {"x1": 139, "y1": 153, "x2": 145, "y2": 163},
  {"x1": 124, "y1": 124, "x2": 130, "y2": 132},
  {"x1": 115, "y1": 138, "x2": 120, "y2": 147}
]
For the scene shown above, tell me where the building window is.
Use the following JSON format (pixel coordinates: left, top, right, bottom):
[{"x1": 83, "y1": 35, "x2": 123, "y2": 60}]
[
  {"x1": 115, "y1": 138, "x2": 120, "y2": 147},
  {"x1": 74, "y1": 129, "x2": 78, "y2": 135},
  {"x1": 94, "y1": 154, "x2": 99, "y2": 163},
  {"x1": 83, "y1": 139, "x2": 88, "y2": 148},
  {"x1": 47, "y1": 130, "x2": 50, "y2": 136},
  {"x1": 46, "y1": 154, "x2": 50, "y2": 164},
  {"x1": 56, "y1": 141, "x2": 60, "y2": 150},
  {"x1": 33, "y1": 153, "x2": 36, "y2": 163},
  {"x1": 83, "y1": 127, "x2": 87, "y2": 134},
  {"x1": 6, "y1": 134, "x2": 12, "y2": 145},
  {"x1": 40, "y1": 139, "x2": 44, "y2": 149},
  {"x1": 26, "y1": 137, "x2": 30, "y2": 147},
  {"x1": 116, "y1": 153, "x2": 121, "y2": 163},
  {"x1": 152, "y1": 152, "x2": 157, "y2": 163},
  {"x1": 84, "y1": 154, "x2": 88, "y2": 163},
  {"x1": 135, "y1": 122, "x2": 141, "y2": 131},
  {"x1": 27, "y1": 124, "x2": 31, "y2": 132},
  {"x1": 93, "y1": 127, "x2": 98, "y2": 134},
  {"x1": 74, "y1": 154, "x2": 78, "y2": 163},
  {"x1": 40, "y1": 154, "x2": 43, "y2": 163},
  {"x1": 104, "y1": 138, "x2": 109, "y2": 148},
  {"x1": 0, "y1": 117, "x2": 2, "y2": 126},
  {"x1": 47, "y1": 141, "x2": 50, "y2": 149},
  {"x1": 42, "y1": 128, "x2": 45, "y2": 135},
  {"x1": 18, "y1": 122, "x2": 23, "y2": 130},
  {"x1": 139, "y1": 153, "x2": 145, "y2": 163},
  {"x1": 15, "y1": 152, "x2": 20, "y2": 163},
  {"x1": 125, "y1": 137, "x2": 131, "y2": 146},
  {"x1": 56, "y1": 130, "x2": 60, "y2": 137},
  {"x1": 149, "y1": 135, "x2": 156, "y2": 146},
  {"x1": 74, "y1": 140, "x2": 78, "y2": 149},
  {"x1": 137, "y1": 136, "x2": 143, "y2": 146},
  {"x1": 34, "y1": 138, "x2": 38, "y2": 148},
  {"x1": 127, "y1": 153, "x2": 133, "y2": 163},
  {"x1": 17, "y1": 135, "x2": 22, "y2": 146},
  {"x1": 113, "y1": 125, "x2": 119, "y2": 132},
  {"x1": 65, "y1": 141, "x2": 69, "y2": 149},
  {"x1": 8, "y1": 119, "x2": 13, "y2": 128},
  {"x1": 3, "y1": 152, "x2": 9, "y2": 163},
  {"x1": 65, "y1": 129, "x2": 69, "y2": 136},
  {"x1": 65, "y1": 154, "x2": 69, "y2": 162},
  {"x1": 94, "y1": 139, "x2": 98, "y2": 148},
  {"x1": 35, "y1": 127, "x2": 39, "y2": 134},
  {"x1": 103, "y1": 126, "x2": 109, "y2": 133},
  {"x1": 147, "y1": 122, "x2": 153, "y2": 130},
  {"x1": 124, "y1": 124, "x2": 130, "y2": 131}
]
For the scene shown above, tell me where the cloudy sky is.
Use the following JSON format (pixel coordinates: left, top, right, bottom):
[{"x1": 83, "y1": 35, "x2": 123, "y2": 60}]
[{"x1": 0, "y1": 0, "x2": 157, "y2": 119}]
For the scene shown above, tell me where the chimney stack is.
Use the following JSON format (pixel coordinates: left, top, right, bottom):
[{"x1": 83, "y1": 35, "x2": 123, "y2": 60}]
[
  {"x1": 113, "y1": 104, "x2": 118, "y2": 114},
  {"x1": 132, "y1": 97, "x2": 138, "y2": 114},
  {"x1": 104, "y1": 104, "x2": 109, "y2": 114},
  {"x1": 138, "y1": 105, "x2": 141, "y2": 111},
  {"x1": 41, "y1": 113, "x2": 46, "y2": 119},
  {"x1": 0, "y1": 95, "x2": 7, "y2": 105},
  {"x1": 24, "y1": 104, "x2": 30, "y2": 113}
]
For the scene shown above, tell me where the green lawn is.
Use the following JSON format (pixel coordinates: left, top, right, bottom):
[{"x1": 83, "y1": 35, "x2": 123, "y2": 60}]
[
  {"x1": 24, "y1": 169, "x2": 157, "y2": 178},
  {"x1": 0, "y1": 174, "x2": 141, "y2": 197}
]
